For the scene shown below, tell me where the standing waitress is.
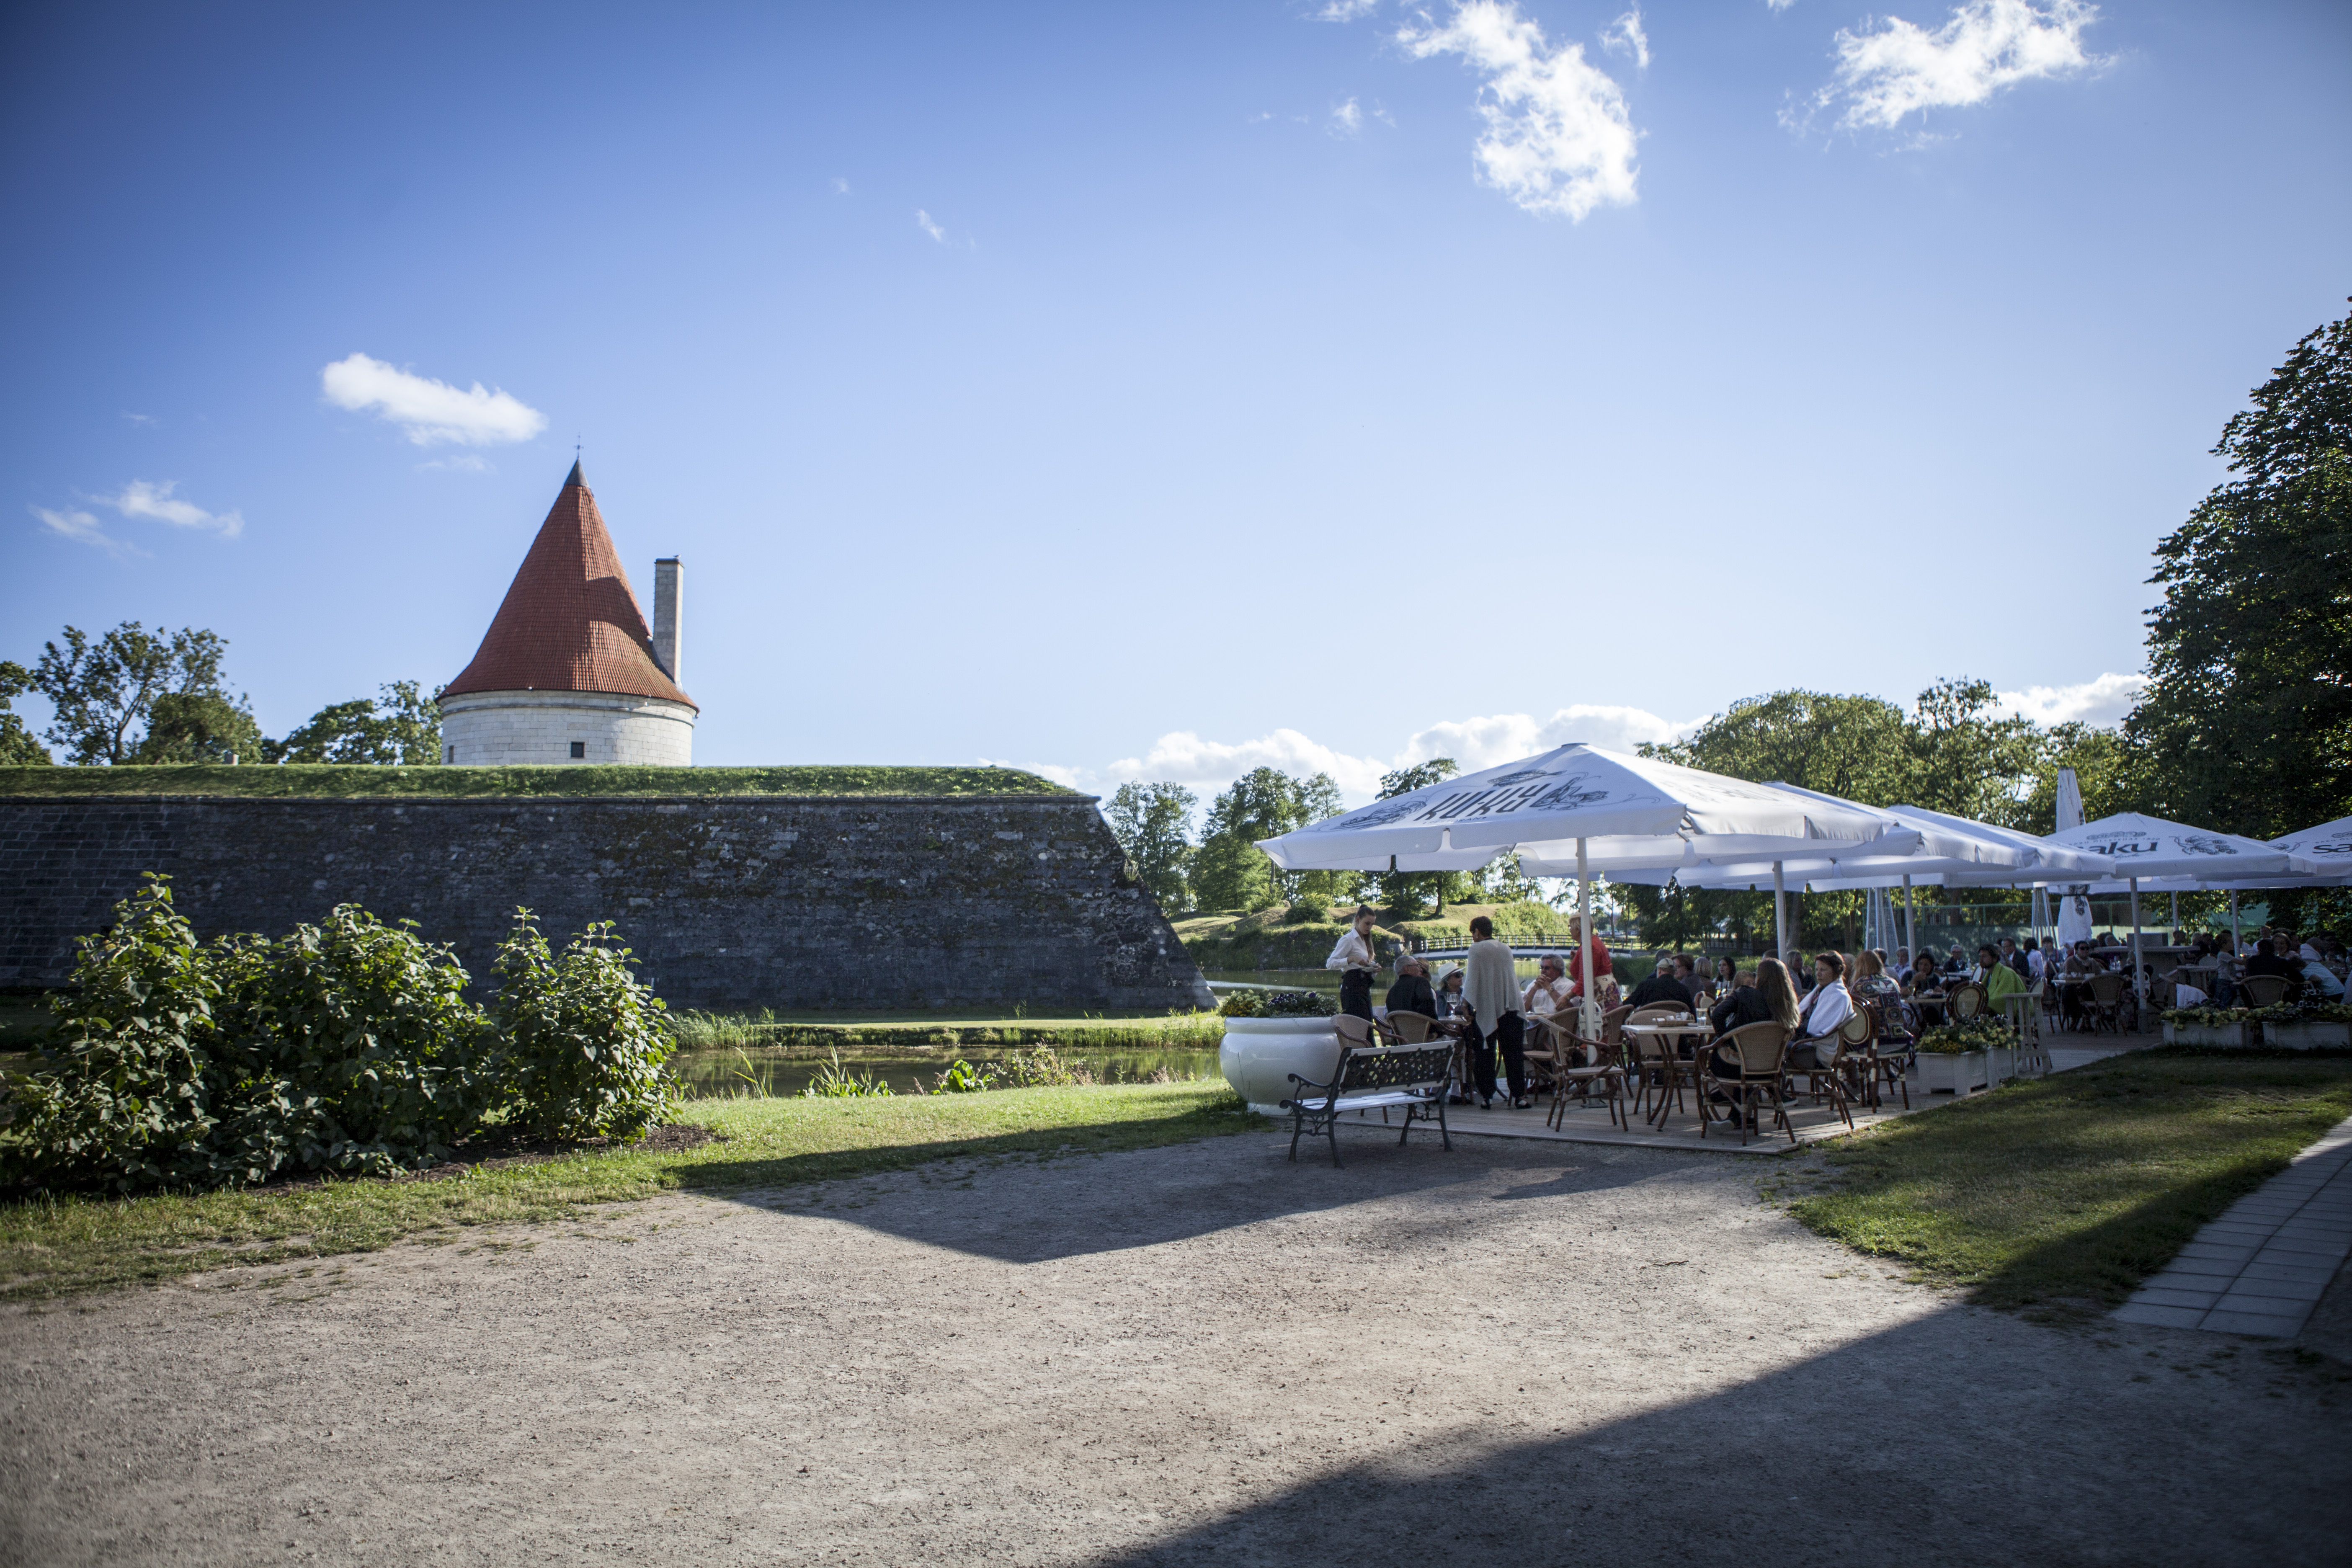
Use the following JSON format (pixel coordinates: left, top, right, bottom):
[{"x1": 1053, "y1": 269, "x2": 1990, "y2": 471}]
[{"x1": 1326, "y1": 904, "x2": 1384, "y2": 1021}]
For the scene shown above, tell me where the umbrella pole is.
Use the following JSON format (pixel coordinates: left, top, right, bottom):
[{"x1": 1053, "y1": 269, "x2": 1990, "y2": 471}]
[
  {"x1": 1773, "y1": 861, "x2": 1786, "y2": 962},
  {"x1": 2129, "y1": 876, "x2": 2144, "y2": 1024},
  {"x1": 2230, "y1": 890, "x2": 2240, "y2": 950},
  {"x1": 2169, "y1": 891, "x2": 2178, "y2": 941},
  {"x1": 1903, "y1": 874, "x2": 1916, "y2": 962},
  {"x1": 1577, "y1": 838, "x2": 1593, "y2": 1014}
]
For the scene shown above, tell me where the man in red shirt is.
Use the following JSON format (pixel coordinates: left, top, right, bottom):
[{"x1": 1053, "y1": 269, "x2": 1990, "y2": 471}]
[{"x1": 1563, "y1": 914, "x2": 1613, "y2": 999}]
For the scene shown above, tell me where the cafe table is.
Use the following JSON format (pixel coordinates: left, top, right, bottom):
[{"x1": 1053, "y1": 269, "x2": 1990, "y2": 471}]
[{"x1": 1620, "y1": 1018, "x2": 1715, "y2": 1125}]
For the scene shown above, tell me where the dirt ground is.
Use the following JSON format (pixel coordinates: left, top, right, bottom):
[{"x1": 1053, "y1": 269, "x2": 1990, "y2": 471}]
[{"x1": 3, "y1": 1124, "x2": 2347, "y2": 1567}]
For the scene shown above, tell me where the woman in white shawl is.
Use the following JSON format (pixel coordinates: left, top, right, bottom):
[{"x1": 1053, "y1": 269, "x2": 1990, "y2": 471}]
[{"x1": 1461, "y1": 915, "x2": 1530, "y2": 1109}]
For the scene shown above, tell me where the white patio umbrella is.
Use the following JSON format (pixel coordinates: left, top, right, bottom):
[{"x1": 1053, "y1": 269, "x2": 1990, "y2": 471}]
[
  {"x1": 1608, "y1": 791, "x2": 2109, "y2": 962},
  {"x1": 1256, "y1": 744, "x2": 1906, "y2": 1018},
  {"x1": 2036, "y1": 813, "x2": 2308, "y2": 1001}
]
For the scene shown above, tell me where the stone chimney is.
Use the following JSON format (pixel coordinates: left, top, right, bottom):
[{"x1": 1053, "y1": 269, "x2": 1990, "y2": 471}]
[{"x1": 652, "y1": 557, "x2": 683, "y2": 685}]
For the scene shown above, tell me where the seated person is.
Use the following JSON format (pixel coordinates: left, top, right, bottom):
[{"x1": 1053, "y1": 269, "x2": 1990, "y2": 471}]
[
  {"x1": 1385, "y1": 953, "x2": 1439, "y2": 1020},
  {"x1": 1945, "y1": 945, "x2": 1971, "y2": 974},
  {"x1": 1907, "y1": 952, "x2": 1944, "y2": 994},
  {"x1": 1976, "y1": 941, "x2": 2028, "y2": 1011},
  {"x1": 1706, "y1": 958, "x2": 1802, "y2": 1124},
  {"x1": 1785, "y1": 952, "x2": 1854, "y2": 1069},
  {"x1": 1434, "y1": 965, "x2": 1469, "y2": 1023},
  {"x1": 1522, "y1": 954, "x2": 1574, "y2": 1026},
  {"x1": 2303, "y1": 956, "x2": 2346, "y2": 1000},
  {"x1": 2244, "y1": 937, "x2": 2297, "y2": 980},
  {"x1": 1850, "y1": 949, "x2": 1902, "y2": 1021},
  {"x1": 1625, "y1": 957, "x2": 1694, "y2": 1012},
  {"x1": 1676, "y1": 953, "x2": 1712, "y2": 1005}
]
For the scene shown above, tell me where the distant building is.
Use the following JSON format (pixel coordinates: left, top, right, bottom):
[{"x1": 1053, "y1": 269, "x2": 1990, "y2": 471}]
[{"x1": 438, "y1": 461, "x2": 696, "y2": 766}]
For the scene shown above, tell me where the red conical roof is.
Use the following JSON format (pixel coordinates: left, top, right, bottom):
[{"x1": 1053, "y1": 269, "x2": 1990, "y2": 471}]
[{"x1": 443, "y1": 464, "x2": 696, "y2": 708}]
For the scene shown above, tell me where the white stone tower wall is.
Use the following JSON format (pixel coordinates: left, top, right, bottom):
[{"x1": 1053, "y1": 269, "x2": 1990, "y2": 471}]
[{"x1": 439, "y1": 690, "x2": 696, "y2": 767}]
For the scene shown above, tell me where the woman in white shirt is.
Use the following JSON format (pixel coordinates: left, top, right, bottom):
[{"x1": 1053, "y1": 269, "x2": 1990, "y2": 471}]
[
  {"x1": 1325, "y1": 904, "x2": 1382, "y2": 1021},
  {"x1": 1787, "y1": 952, "x2": 1853, "y2": 1070}
]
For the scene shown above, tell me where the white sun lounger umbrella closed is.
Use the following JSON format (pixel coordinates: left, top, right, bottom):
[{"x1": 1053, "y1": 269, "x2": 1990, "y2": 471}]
[{"x1": 1256, "y1": 744, "x2": 1905, "y2": 1010}]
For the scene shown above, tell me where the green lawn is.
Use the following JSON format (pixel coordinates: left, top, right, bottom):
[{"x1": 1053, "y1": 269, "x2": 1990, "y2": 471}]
[
  {"x1": 0, "y1": 762, "x2": 1074, "y2": 799},
  {"x1": 1788, "y1": 1048, "x2": 2352, "y2": 1314},
  {"x1": 0, "y1": 1082, "x2": 1258, "y2": 1302}
]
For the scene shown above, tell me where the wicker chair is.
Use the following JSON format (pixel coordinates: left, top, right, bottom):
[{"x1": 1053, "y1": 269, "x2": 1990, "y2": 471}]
[
  {"x1": 1702, "y1": 1022, "x2": 1794, "y2": 1146},
  {"x1": 1865, "y1": 999, "x2": 1916, "y2": 1110},
  {"x1": 1387, "y1": 1010, "x2": 1440, "y2": 1044},
  {"x1": 1785, "y1": 1011, "x2": 1864, "y2": 1132},
  {"x1": 2240, "y1": 974, "x2": 2292, "y2": 1008},
  {"x1": 2085, "y1": 972, "x2": 2129, "y2": 1034},
  {"x1": 1947, "y1": 982, "x2": 1988, "y2": 1022},
  {"x1": 1542, "y1": 1019, "x2": 1628, "y2": 1128}
]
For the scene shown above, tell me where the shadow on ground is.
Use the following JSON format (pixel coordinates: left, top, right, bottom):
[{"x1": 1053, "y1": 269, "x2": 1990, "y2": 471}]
[
  {"x1": 673, "y1": 1114, "x2": 1698, "y2": 1264},
  {"x1": 1100, "y1": 1304, "x2": 2352, "y2": 1567}
]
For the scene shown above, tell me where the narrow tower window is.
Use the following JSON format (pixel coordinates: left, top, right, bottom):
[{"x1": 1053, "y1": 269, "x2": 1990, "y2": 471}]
[{"x1": 570, "y1": 742, "x2": 586, "y2": 759}]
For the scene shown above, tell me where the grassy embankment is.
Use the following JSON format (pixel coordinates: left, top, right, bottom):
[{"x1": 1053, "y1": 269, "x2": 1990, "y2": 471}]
[
  {"x1": 0, "y1": 1082, "x2": 1258, "y2": 1302},
  {"x1": 0, "y1": 763, "x2": 1076, "y2": 798},
  {"x1": 1786, "y1": 1048, "x2": 2352, "y2": 1316},
  {"x1": 667, "y1": 1008, "x2": 1223, "y2": 1055}
]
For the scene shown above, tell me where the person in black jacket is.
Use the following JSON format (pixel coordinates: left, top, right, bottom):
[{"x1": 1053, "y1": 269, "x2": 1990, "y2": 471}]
[
  {"x1": 1626, "y1": 959, "x2": 1693, "y2": 1011},
  {"x1": 1709, "y1": 970, "x2": 1771, "y2": 1035},
  {"x1": 1385, "y1": 954, "x2": 1439, "y2": 1020}
]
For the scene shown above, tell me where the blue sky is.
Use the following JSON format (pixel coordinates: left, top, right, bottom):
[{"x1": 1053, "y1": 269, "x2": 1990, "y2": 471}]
[{"x1": 5, "y1": 0, "x2": 2347, "y2": 802}]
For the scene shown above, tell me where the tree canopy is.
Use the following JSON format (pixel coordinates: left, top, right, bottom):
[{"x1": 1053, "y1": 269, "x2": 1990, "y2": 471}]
[
  {"x1": 2125, "y1": 299, "x2": 2352, "y2": 846},
  {"x1": 268, "y1": 681, "x2": 444, "y2": 765},
  {"x1": 1103, "y1": 781, "x2": 1198, "y2": 916},
  {"x1": 33, "y1": 624, "x2": 255, "y2": 766}
]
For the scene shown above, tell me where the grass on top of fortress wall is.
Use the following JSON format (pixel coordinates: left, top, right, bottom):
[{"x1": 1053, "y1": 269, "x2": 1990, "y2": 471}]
[{"x1": 0, "y1": 763, "x2": 1080, "y2": 799}]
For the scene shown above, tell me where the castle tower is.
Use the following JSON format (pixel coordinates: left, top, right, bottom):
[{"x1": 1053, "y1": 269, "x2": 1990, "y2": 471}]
[{"x1": 438, "y1": 461, "x2": 696, "y2": 766}]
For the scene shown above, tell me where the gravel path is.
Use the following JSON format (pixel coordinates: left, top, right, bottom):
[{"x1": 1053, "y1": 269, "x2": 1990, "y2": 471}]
[{"x1": 3, "y1": 1124, "x2": 2346, "y2": 1566}]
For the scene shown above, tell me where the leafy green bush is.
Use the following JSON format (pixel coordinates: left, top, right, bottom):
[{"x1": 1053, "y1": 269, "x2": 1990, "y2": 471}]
[
  {"x1": 1215, "y1": 988, "x2": 1336, "y2": 1019},
  {"x1": 1281, "y1": 901, "x2": 1329, "y2": 924},
  {"x1": 484, "y1": 914, "x2": 680, "y2": 1141},
  {"x1": 2163, "y1": 1006, "x2": 2256, "y2": 1027},
  {"x1": 994, "y1": 1045, "x2": 1094, "y2": 1087},
  {"x1": 932, "y1": 1059, "x2": 995, "y2": 1093},
  {"x1": 1, "y1": 876, "x2": 236, "y2": 1190},
  {"x1": 211, "y1": 905, "x2": 486, "y2": 1177},
  {"x1": 1916, "y1": 1015, "x2": 2012, "y2": 1054}
]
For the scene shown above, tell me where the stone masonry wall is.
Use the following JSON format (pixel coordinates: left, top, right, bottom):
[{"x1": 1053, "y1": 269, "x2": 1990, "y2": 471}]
[{"x1": 0, "y1": 795, "x2": 1212, "y2": 1013}]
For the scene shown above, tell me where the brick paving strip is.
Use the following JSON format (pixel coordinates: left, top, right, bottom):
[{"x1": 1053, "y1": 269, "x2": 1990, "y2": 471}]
[{"x1": 2113, "y1": 1113, "x2": 2352, "y2": 1338}]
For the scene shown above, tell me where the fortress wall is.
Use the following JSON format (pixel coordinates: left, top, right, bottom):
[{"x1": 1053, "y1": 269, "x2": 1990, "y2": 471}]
[{"x1": 0, "y1": 794, "x2": 1211, "y2": 1013}]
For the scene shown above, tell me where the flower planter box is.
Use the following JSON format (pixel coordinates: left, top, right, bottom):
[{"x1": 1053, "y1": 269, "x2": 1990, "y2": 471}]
[
  {"x1": 2264, "y1": 1021, "x2": 2352, "y2": 1051},
  {"x1": 1220, "y1": 1016, "x2": 1343, "y2": 1114},
  {"x1": 2163, "y1": 1021, "x2": 2256, "y2": 1048},
  {"x1": 1985, "y1": 1045, "x2": 2016, "y2": 1084},
  {"x1": 1916, "y1": 1050, "x2": 1989, "y2": 1096}
]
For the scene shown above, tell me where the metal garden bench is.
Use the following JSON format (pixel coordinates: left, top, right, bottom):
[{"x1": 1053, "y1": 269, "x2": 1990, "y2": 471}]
[{"x1": 1280, "y1": 1041, "x2": 1455, "y2": 1167}]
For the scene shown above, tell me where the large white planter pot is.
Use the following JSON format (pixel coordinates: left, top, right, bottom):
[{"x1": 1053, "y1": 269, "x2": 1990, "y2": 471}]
[
  {"x1": 1986, "y1": 1045, "x2": 2016, "y2": 1084},
  {"x1": 1916, "y1": 1050, "x2": 1988, "y2": 1096},
  {"x1": 2262, "y1": 1021, "x2": 2351, "y2": 1050},
  {"x1": 2163, "y1": 1022, "x2": 2255, "y2": 1048},
  {"x1": 1220, "y1": 1017, "x2": 1342, "y2": 1115}
]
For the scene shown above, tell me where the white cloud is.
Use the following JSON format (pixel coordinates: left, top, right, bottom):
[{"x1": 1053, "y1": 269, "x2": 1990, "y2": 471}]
[
  {"x1": 978, "y1": 758, "x2": 1088, "y2": 790},
  {"x1": 1599, "y1": 9, "x2": 1651, "y2": 71},
  {"x1": 320, "y1": 352, "x2": 547, "y2": 447},
  {"x1": 916, "y1": 209, "x2": 946, "y2": 242},
  {"x1": 1805, "y1": 0, "x2": 2104, "y2": 133},
  {"x1": 419, "y1": 454, "x2": 491, "y2": 473},
  {"x1": 34, "y1": 505, "x2": 144, "y2": 559},
  {"x1": 97, "y1": 479, "x2": 243, "y2": 537},
  {"x1": 1104, "y1": 704, "x2": 1706, "y2": 805},
  {"x1": 1994, "y1": 672, "x2": 2144, "y2": 728},
  {"x1": 1767, "y1": 0, "x2": 1797, "y2": 11},
  {"x1": 1330, "y1": 97, "x2": 1364, "y2": 135},
  {"x1": 831, "y1": 176, "x2": 851, "y2": 194},
  {"x1": 1396, "y1": 1, "x2": 1640, "y2": 221},
  {"x1": 123, "y1": 412, "x2": 155, "y2": 426},
  {"x1": 1316, "y1": 0, "x2": 1380, "y2": 19}
]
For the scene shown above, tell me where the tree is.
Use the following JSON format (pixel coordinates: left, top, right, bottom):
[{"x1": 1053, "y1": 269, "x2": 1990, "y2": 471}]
[
  {"x1": 33, "y1": 624, "x2": 238, "y2": 765},
  {"x1": 134, "y1": 689, "x2": 265, "y2": 763},
  {"x1": 1370, "y1": 758, "x2": 1459, "y2": 916},
  {"x1": 2125, "y1": 300, "x2": 2352, "y2": 849},
  {"x1": 1103, "y1": 781, "x2": 1198, "y2": 914},
  {"x1": 0, "y1": 660, "x2": 52, "y2": 764},
  {"x1": 268, "y1": 681, "x2": 446, "y2": 765},
  {"x1": 1191, "y1": 767, "x2": 1342, "y2": 912}
]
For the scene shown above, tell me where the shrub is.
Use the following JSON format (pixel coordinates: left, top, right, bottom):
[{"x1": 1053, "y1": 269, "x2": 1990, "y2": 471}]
[
  {"x1": 1216, "y1": 988, "x2": 1335, "y2": 1019},
  {"x1": 995, "y1": 1045, "x2": 1094, "y2": 1087},
  {"x1": 1916, "y1": 1015, "x2": 2011, "y2": 1054},
  {"x1": 482, "y1": 913, "x2": 680, "y2": 1142},
  {"x1": 2, "y1": 876, "x2": 235, "y2": 1191},
  {"x1": 932, "y1": 1059, "x2": 995, "y2": 1093},
  {"x1": 1281, "y1": 901, "x2": 1329, "y2": 924}
]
